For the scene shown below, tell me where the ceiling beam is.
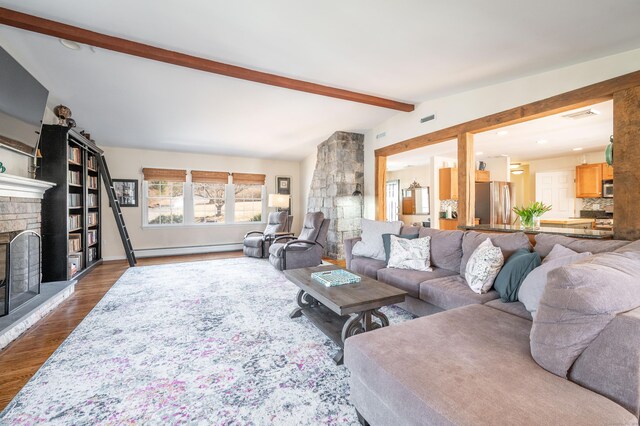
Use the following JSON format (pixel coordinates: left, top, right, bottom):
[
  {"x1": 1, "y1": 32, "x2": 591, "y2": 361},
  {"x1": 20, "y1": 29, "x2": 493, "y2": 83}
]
[{"x1": 0, "y1": 7, "x2": 415, "y2": 112}]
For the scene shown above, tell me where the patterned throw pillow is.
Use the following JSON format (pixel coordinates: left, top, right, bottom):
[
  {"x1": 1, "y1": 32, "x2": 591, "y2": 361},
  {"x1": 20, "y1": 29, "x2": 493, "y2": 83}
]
[
  {"x1": 465, "y1": 238, "x2": 504, "y2": 294},
  {"x1": 387, "y1": 235, "x2": 433, "y2": 271}
]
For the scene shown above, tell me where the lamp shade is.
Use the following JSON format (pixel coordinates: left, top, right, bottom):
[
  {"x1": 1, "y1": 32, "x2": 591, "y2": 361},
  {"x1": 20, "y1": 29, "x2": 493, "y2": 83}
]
[{"x1": 268, "y1": 193, "x2": 290, "y2": 209}]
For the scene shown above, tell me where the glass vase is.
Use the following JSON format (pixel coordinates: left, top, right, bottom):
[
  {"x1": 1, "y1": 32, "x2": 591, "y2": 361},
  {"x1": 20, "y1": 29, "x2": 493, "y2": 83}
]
[{"x1": 520, "y1": 215, "x2": 541, "y2": 230}]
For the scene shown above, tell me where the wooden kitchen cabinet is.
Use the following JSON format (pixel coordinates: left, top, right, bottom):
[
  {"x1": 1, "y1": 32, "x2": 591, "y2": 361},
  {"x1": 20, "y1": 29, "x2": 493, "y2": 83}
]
[
  {"x1": 439, "y1": 218, "x2": 459, "y2": 230},
  {"x1": 602, "y1": 163, "x2": 614, "y2": 180},
  {"x1": 439, "y1": 167, "x2": 458, "y2": 200},
  {"x1": 576, "y1": 163, "x2": 603, "y2": 198},
  {"x1": 475, "y1": 170, "x2": 490, "y2": 182}
]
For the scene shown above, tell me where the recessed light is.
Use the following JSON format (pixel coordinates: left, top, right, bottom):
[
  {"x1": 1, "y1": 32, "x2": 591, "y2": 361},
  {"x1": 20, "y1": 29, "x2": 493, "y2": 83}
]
[
  {"x1": 476, "y1": 151, "x2": 483, "y2": 156},
  {"x1": 573, "y1": 147, "x2": 583, "y2": 151},
  {"x1": 511, "y1": 170, "x2": 524, "y2": 175},
  {"x1": 496, "y1": 130, "x2": 509, "y2": 136},
  {"x1": 537, "y1": 139, "x2": 548, "y2": 144},
  {"x1": 510, "y1": 163, "x2": 521, "y2": 169},
  {"x1": 60, "y1": 39, "x2": 81, "y2": 50}
]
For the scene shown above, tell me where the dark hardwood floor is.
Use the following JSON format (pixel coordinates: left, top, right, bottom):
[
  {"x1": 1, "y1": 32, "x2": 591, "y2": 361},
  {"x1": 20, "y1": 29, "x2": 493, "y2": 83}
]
[{"x1": 0, "y1": 251, "x2": 244, "y2": 410}]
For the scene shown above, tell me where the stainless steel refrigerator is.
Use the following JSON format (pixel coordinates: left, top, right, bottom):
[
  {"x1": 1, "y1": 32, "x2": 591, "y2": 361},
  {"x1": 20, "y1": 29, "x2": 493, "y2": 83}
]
[{"x1": 475, "y1": 181, "x2": 516, "y2": 225}]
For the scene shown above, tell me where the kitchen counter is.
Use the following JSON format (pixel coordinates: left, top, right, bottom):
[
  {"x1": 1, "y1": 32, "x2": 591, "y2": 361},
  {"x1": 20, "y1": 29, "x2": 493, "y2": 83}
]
[
  {"x1": 460, "y1": 224, "x2": 613, "y2": 239},
  {"x1": 540, "y1": 218, "x2": 595, "y2": 226}
]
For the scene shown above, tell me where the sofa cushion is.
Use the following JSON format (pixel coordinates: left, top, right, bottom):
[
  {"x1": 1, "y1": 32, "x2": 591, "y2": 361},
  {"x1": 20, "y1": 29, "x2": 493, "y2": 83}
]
[
  {"x1": 419, "y1": 275, "x2": 499, "y2": 310},
  {"x1": 493, "y1": 248, "x2": 541, "y2": 302},
  {"x1": 418, "y1": 228, "x2": 464, "y2": 272},
  {"x1": 534, "y1": 233, "x2": 629, "y2": 258},
  {"x1": 352, "y1": 219, "x2": 402, "y2": 261},
  {"x1": 615, "y1": 238, "x2": 640, "y2": 253},
  {"x1": 349, "y1": 257, "x2": 387, "y2": 280},
  {"x1": 484, "y1": 299, "x2": 532, "y2": 321},
  {"x1": 530, "y1": 251, "x2": 640, "y2": 378},
  {"x1": 377, "y1": 267, "x2": 457, "y2": 299},
  {"x1": 381, "y1": 233, "x2": 419, "y2": 264},
  {"x1": 460, "y1": 231, "x2": 531, "y2": 278},
  {"x1": 345, "y1": 305, "x2": 636, "y2": 426}
]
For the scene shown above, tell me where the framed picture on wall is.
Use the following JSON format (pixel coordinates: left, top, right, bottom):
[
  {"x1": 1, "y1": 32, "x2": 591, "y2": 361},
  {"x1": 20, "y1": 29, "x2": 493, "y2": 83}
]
[
  {"x1": 112, "y1": 179, "x2": 138, "y2": 207},
  {"x1": 276, "y1": 176, "x2": 291, "y2": 195}
]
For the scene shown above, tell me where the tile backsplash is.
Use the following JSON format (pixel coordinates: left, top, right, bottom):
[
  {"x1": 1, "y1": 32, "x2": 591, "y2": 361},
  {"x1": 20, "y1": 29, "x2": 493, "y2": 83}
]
[
  {"x1": 440, "y1": 199, "x2": 458, "y2": 212},
  {"x1": 582, "y1": 198, "x2": 613, "y2": 210}
]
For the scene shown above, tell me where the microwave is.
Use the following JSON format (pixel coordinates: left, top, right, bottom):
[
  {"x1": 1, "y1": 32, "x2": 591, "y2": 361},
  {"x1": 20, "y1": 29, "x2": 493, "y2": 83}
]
[{"x1": 603, "y1": 180, "x2": 613, "y2": 198}]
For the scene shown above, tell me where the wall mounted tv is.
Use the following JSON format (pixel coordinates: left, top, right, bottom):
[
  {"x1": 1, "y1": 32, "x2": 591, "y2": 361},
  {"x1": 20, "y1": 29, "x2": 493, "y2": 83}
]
[{"x1": 0, "y1": 46, "x2": 49, "y2": 157}]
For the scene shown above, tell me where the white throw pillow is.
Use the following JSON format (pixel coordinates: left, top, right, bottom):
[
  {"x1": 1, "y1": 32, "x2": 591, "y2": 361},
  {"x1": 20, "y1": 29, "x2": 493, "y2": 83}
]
[
  {"x1": 387, "y1": 235, "x2": 432, "y2": 271},
  {"x1": 518, "y1": 251, "x2": 592, "y2": 318},
  {"x1": 351, "y1": 219, "x2": 403, "y2": 261},
  {"x1": 465, "y1": 238, "x2": 504, "y2": 294}
]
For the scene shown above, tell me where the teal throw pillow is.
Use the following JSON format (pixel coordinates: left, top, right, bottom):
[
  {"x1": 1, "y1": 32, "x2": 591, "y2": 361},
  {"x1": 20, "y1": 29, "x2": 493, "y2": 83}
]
[
  {"x1": 493, "y1": 248, "x2": 541, "y2": 302},
  {"x1": 382, "y1": 233, "x2": 419, "y2": 265}
]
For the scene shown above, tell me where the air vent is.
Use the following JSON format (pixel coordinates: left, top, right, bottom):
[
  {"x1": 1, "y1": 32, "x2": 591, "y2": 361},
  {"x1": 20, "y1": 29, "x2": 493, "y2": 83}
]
[
  {"x1": 420, "y1": 114, "x2": 436, "y2": 123},
  {"x1": 562, "y1": 108, "x2": 600, "y2": 119},
  {"x1": 376, "y1": 132, "x2": 386, "y2": 139}
]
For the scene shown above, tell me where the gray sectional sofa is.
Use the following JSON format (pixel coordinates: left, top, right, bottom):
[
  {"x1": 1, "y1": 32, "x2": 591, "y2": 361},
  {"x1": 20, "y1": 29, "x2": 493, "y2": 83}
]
[{"x1": 344, "y1": 227, "x2": 640, "y2": 425}]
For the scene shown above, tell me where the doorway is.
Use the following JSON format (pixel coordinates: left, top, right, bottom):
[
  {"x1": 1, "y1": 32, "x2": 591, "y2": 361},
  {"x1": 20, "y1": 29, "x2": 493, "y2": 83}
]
[{"x1": 386, "y1": 180, "x2": 400, "y2": 222}]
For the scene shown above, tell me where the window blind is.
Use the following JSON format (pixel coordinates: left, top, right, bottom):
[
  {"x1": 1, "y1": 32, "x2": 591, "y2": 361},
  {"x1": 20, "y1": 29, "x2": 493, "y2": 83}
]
[
  {"x1": 232, "y1": 173, "x2": 266, "y2": 185},
  {"x1": 142, "y1": 168, "x2": 187, "y2": 182},
  {"x1": 191, "y1": 170, "x2": 229, "y2": 184}
]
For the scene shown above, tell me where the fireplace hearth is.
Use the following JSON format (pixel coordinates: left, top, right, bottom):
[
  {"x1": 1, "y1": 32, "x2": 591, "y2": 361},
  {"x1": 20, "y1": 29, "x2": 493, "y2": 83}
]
[{"x1": 1, "y1": 230, "x2": 41, "y2": 316}]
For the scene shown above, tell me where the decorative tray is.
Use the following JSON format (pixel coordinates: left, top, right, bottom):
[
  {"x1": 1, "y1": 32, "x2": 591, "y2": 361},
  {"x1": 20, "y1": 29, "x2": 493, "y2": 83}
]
[{"x1": 311, "y1": 269, "x2": 361, "y2": 287}]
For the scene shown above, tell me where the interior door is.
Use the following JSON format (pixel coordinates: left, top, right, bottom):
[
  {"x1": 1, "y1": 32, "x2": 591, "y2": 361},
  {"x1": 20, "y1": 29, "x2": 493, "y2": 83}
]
[
  {"x1": 535, "y1": 171, "x2": 575, "y2": 218},
  {"x1": 386, "y1": 180, "x2": 400, "y2": 222}
]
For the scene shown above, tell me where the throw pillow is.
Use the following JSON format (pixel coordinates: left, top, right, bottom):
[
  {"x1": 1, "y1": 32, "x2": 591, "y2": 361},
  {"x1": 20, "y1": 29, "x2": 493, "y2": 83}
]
[
  {"x1": 351, "y1": 219, "x2": 403, "y2": 261},
  {"x1": 493, "y1": 248, "x2": 541, "y2": 302},
  {"x1": 518, "y1": 251, "x2": 592, "y2": 318},
  {"x1": 464, "y1": 238, "x2": 504, "y2": 294},
  {"x1": 530, "y1": 251, "x2": 640, "y2": 378},
  {"x1": 382, "y1": 233, "x2": 419, "y2": 264},
  {"x1": 542, "y1": 244, "x2": 578, "y2": 264},
  {"x1": 387, "y1": 235, "x2": 432, "y2": 271}
]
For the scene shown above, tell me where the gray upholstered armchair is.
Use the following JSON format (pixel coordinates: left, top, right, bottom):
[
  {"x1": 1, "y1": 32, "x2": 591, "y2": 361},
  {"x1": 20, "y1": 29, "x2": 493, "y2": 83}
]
[
  {"x1": 243, "y1": 211, "x2": 291, "y2": 258},
  {"x1": 268, "y1": 212, "x2": 330, "y2": 270}
]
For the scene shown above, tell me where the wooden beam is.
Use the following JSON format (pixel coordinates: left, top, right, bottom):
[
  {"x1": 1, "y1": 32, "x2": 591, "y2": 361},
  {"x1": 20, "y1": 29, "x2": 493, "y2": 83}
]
[
  {"x1": 375, "y1": 69, "x2": 640, "y2": 157},
  {"x1": 457, "y1": 133, "x2": 475, "y2": 228},
  {"x1": 375, "y1": 156, "x2": 387, "y2": 221},
  {"x1": 0, "y1": 7, "x2": 414, "y2": 113},
  {"x1": 613, "y1": 85, "x2": 640, "y2": 241}
]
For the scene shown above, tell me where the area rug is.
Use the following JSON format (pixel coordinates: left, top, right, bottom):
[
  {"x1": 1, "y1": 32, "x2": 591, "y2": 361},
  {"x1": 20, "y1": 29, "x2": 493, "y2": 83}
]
[{"x1": 0, "y1": 257, "x2": 413, "y2": 425}]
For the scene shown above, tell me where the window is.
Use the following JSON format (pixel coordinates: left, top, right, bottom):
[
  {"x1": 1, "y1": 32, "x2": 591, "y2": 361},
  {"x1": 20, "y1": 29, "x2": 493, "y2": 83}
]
[
  {"x1": 193, "y1": 183, "x2": 226, "y2": 223},
  {"x1": 146, "y1": 180, "x2": 184, "y2": 224},
  {"x1": 234, "y1": 183, "x2": 263, "y2": 222}
]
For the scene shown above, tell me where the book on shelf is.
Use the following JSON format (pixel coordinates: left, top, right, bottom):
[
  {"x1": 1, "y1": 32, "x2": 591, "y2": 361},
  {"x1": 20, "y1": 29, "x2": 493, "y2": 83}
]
[
  {"x1": 68, "y1": 170, "x2": 81, "y2": 185},
  {"x1": 87, "y1": 155, "x2": 97, "y2": 170},
  {"x1": 87, "y1": 229, "x2": 98, "y2": 246},
  {"x1": 68, "y1": 193, "x2": 82, "y2": 208},
  {"x1": 87, "y1": 193, "x2": 98, "y2": 208},
  {"x1": 88, "y1": 247, "x2": 97, "y2": 263},
  {"x1": 68, "y1": 214, "x2": 82, "y2": 230},
  {"x1": 68, "y1": 146, "x2": 81, "y2": 164},
  {"x1": 88, "y1": 212, "x2": 99, "y2": 226},
  {"x1": 88, "y1": 175, "x2": 98, "y2": 189},
  {"x1": 68, "y1": 234, "x2": 82, "y2": 254},
  {"x1": 68, "y1": 253, "x2": 83, "y2": 277}
]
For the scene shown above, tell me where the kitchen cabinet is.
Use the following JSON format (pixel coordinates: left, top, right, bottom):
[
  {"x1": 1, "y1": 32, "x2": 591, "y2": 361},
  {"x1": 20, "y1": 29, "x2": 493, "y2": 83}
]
[
  {"x1": 576, "y1": 163, "x2": 603, "y2": 198},
  {"x1": 439, "y1": 167, "x2": 458, "y2": 200},
  {"x1": 602, "y1": 163, "x2": 614, "y2": 180},
  {"x1": 402, "y1": 187, "x2": 430, "y2": 215},
  {"x1": 475, "y1": 170, "x2": 491, "y2": 183},
  {"x1": 439, "y1": 218, "x2": 459, "y2": 230}
]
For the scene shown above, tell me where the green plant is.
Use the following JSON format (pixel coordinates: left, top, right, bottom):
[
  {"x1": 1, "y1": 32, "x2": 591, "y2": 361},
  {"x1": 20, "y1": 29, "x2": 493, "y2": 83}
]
[
  {"x1": 149, "y1": 214, "x2": 184, "y2": 225},
  {"x1": 250, "y1": 213, "x2": 262, "y2": 222},
  {"x1": 513, "y1": 201, "x2": 552, "y2": 228}
]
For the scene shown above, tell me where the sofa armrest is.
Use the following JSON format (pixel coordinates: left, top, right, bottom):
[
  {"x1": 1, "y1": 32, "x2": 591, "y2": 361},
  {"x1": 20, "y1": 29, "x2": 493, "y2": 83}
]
[
  {"x1": 569, "y1": 308, "x2": 640, "y2": 418},
  {"x1": 344, "y1": 237, "x2": 362, "y2": 270}
]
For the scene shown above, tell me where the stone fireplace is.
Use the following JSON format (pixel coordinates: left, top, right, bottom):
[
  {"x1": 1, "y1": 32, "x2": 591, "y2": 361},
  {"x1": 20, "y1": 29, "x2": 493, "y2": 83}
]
[
  {"x1": 1, "y1": 230, "x2": 41, "y2": 316},
  {"x1": 307, "y1": 131, "x2": 364, "y2": 260}
]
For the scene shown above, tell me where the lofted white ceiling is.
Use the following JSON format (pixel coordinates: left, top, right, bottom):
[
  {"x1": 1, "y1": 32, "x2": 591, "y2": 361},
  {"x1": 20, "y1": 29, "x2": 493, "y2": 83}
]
[{"x1": 1, "y1": 1, "x2": 639, "y2": 160}]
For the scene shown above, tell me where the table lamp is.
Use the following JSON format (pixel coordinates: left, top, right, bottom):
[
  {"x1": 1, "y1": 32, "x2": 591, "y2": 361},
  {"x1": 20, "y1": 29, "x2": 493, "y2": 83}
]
[{"x1": 268, "y1": 193, "x2": 290, "y2": 212}]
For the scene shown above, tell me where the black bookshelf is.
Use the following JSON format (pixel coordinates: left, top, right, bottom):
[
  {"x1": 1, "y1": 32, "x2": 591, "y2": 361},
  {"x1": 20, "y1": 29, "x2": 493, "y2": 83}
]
[{"x1": 36, "y1": 125, "x2": 103, "y2": 282}]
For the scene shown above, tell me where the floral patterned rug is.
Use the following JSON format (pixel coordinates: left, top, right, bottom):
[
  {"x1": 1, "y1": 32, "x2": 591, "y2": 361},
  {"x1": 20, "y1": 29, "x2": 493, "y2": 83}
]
[{"x1": 0, "y1": 257, "x2": 413, "y2": 425}]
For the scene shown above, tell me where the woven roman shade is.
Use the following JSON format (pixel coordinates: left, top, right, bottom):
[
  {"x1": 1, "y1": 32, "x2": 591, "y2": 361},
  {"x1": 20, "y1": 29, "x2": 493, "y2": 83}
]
[
  {"x1": 142, "y1": 168, "x2": 187, "y2": 182},
  {"x1": 191, "y1": 170, "x2": 229, "y2": 184},
  {"x1": 232, "y1": 173, "x2": 266, "y2": 185}
]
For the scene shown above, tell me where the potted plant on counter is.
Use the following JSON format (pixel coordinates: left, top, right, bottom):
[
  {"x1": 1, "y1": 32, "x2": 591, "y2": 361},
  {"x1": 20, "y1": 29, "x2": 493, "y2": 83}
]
[{"x1": 513, "y1": 201, "x2": 552, "y2": 230}]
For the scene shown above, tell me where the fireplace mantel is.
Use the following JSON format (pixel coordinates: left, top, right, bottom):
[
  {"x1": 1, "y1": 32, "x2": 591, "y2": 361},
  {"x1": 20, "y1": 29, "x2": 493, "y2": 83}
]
[{"x1": 0, "y1": 174, "x2": 55, "y2": 199}]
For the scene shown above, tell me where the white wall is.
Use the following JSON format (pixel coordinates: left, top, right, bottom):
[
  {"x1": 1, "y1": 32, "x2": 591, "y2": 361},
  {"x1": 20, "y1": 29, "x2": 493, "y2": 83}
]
[
  {"x1": 387, "y1": 165, "x2": 432, "y2": 225},
  {"x1": 483, "y1": 157, "x2": 510, "y2": 182},
  {"x1": 363, "y1": 47, "x2": 640, "y2": 219},
  {"x1": 299, "y1": 150, "x2": 317, "y2": 216},
  {"x1": 101, "y1": 146, "x2": 301, "y2": 260}
]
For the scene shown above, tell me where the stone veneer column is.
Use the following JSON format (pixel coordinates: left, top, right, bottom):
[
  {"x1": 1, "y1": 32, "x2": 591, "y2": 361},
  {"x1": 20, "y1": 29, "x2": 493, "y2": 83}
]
[
  {"x1": 307, "y1": 131, "x2": 364, "y2": 259},
  {"x1": 0, "y1": 196, "x2": 42, "y2": 279}
]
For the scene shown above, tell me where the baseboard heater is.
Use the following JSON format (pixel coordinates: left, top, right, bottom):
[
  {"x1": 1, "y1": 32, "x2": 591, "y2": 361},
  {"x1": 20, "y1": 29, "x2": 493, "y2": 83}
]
[{"x1": 103, "y1": 242, "x2": 244, "y2": 261}]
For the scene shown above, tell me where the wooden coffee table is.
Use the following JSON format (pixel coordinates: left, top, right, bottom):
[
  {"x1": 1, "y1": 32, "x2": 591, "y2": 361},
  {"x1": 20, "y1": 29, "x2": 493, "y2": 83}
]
[{"x1": 284, "y1": 265, "x2": 407, "y2": 365}]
